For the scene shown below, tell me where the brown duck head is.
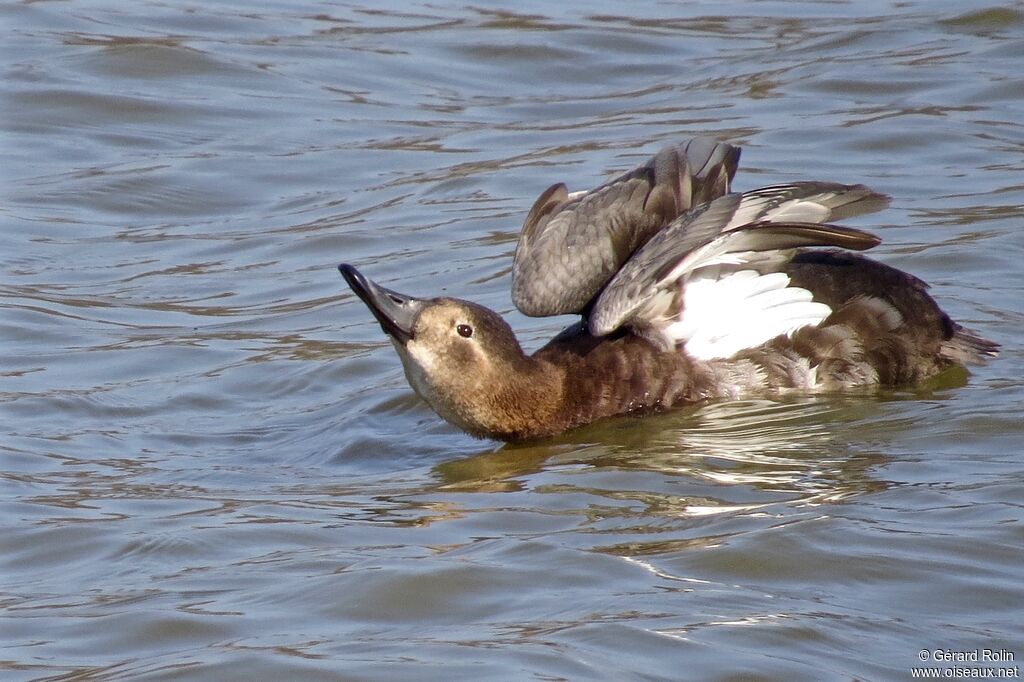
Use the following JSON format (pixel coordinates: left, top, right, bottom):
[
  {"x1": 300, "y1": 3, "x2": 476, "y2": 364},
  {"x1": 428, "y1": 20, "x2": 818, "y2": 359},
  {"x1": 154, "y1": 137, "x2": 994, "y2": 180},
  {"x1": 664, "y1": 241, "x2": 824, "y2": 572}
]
[{"x1": 339, "y1": 264, "x2": 559, "y2": 439}]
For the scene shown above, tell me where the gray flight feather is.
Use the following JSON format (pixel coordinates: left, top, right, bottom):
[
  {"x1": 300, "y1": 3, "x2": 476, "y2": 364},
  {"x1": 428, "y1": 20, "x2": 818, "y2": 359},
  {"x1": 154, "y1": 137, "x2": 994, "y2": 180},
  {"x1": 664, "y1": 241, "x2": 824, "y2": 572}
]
[
  {"x1": 511, "y1": 137, "x2": 741, "y2": 317},
  {"x1": 589, "y1": 182, "x2": 888, "y2": 337}
]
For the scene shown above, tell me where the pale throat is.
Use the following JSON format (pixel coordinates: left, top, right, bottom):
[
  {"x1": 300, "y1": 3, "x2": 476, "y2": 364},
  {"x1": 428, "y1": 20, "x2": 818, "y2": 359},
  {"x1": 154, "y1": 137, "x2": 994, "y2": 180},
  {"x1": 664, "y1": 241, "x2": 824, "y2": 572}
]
[{"x1": 396, "y1": 339, "x2": 560, "y2": 438}]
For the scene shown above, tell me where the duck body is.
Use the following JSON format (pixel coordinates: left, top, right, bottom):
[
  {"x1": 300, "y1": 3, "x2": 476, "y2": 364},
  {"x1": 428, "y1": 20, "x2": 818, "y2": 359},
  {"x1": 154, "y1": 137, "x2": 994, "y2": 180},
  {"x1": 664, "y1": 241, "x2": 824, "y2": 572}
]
[{"x1": 340, "y1": 138, "x2": 997, "y2": 441}]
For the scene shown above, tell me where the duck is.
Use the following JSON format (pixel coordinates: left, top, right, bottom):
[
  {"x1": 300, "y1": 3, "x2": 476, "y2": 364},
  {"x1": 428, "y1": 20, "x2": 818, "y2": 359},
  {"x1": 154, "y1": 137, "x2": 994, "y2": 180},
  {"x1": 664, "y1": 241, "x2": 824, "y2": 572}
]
[{"x1": 339, "y1": 137, "x2": 998, "y2": 442}]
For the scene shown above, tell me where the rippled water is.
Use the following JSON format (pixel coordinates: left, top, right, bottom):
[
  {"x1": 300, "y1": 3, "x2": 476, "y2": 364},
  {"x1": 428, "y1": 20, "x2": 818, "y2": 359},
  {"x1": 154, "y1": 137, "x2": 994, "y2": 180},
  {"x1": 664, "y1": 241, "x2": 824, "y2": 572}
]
[{"x1": 3, "y1": 0, "x2": 1023, "y2": 679}]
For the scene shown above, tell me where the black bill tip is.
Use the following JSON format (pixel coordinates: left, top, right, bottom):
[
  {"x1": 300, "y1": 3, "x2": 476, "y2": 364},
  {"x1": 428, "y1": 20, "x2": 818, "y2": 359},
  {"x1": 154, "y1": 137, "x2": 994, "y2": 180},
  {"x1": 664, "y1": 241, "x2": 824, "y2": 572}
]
[{"x1": 338, "y1": 263, "x2": 422, "y2": 345}]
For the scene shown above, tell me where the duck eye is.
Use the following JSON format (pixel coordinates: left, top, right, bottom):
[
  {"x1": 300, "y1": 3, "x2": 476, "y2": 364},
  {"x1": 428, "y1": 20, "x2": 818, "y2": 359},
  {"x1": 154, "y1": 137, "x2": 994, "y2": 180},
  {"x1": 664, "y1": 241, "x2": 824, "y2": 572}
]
[{"x1": 456, "y1": 323, "x2": 473, "y2": 338}]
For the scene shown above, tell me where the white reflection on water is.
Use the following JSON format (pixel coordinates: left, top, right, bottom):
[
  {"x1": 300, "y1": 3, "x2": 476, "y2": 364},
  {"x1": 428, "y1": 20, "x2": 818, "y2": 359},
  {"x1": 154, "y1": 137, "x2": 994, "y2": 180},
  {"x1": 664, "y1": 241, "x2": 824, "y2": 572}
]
[{"x1": 435, "y1": 397, "x2": 887, "y2": 513}]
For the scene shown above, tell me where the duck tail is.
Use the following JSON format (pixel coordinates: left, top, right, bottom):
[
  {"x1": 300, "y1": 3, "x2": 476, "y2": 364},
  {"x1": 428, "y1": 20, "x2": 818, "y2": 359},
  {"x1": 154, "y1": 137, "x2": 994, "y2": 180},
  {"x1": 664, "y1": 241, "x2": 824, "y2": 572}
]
[{"x1": 941, "y1": 324, "x2": 999, "y2": 365}]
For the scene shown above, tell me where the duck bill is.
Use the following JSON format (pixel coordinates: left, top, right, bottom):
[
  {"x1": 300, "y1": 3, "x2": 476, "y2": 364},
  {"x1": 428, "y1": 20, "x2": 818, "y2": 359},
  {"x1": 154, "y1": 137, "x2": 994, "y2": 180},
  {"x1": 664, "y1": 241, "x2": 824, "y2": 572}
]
[{"x1": 338, "y1": 264, "x2": 426, "y2": 345}]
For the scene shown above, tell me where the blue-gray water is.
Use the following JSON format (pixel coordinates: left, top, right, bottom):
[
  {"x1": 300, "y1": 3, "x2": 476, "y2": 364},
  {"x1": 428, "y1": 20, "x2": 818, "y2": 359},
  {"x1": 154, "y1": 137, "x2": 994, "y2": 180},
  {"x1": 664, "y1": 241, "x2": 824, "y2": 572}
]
[{"x1": 3, "y1": 1, "x2": 1023, "y2": 680}]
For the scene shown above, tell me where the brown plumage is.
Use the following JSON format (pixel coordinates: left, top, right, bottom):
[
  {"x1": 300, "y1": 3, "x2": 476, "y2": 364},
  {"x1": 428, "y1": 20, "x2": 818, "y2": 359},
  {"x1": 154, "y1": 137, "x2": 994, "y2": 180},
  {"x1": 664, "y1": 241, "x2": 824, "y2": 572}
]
[{"x1": 338, "y1": 138, "x2": 997, "y2": 441}]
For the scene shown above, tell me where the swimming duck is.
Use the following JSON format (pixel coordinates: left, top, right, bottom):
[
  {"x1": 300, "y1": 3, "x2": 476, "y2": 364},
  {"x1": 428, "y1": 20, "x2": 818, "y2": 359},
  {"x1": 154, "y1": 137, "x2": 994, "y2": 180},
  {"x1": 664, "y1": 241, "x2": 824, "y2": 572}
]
[{"x1": 339, "y1": 138, "x2": 997, "y2": 441}]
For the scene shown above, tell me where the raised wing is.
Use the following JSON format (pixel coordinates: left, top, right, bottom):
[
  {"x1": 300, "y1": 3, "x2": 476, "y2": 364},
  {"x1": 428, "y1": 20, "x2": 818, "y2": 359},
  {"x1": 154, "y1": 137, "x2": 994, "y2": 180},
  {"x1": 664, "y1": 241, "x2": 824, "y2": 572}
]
[
  {"x1": 589, "y1": 183, "x2": 889, "y2": 359},
  {"x1": 511, "y1": 137, "x2": 741, "y2": 317}
]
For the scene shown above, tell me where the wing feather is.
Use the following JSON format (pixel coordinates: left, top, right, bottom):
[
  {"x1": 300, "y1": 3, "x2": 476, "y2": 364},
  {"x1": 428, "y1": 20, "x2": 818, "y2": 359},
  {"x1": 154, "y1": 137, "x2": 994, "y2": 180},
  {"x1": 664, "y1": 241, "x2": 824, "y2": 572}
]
[
  {"x1": 589, "y1": 183, "x2": 888, "y2": 356},
  {"x1": 511, "y1": 138, "x2": 741, "y2": 317}
]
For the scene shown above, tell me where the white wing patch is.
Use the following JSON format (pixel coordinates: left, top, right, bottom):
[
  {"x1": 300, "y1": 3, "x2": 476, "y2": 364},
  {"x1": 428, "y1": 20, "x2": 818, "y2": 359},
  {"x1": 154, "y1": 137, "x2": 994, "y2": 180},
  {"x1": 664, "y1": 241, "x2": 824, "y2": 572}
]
[
  {"x1": 667, "y1": 270, "x2": 832, "y2": 360},
  {"x1": 726, "y1": 195, "x2": 831, "y2": 230},
  {"x1": 759, "y1": 199, "x2": 831, "y2": 223}
]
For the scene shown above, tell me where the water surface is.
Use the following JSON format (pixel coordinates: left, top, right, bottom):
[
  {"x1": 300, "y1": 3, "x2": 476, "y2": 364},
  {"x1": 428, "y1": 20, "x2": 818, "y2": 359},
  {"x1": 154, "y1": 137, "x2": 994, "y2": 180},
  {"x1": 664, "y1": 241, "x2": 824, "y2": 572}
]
[{"x1": 3, "y1": 0, "x2": 1023, "y2": 679}]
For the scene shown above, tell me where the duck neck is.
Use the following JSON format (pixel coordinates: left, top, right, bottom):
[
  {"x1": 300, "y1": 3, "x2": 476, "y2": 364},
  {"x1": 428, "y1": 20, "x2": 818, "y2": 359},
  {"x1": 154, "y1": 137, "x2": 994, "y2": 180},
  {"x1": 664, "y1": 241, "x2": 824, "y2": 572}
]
[{"x1": 468, "y1": 355, "x2": 565, "y2": 441}]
